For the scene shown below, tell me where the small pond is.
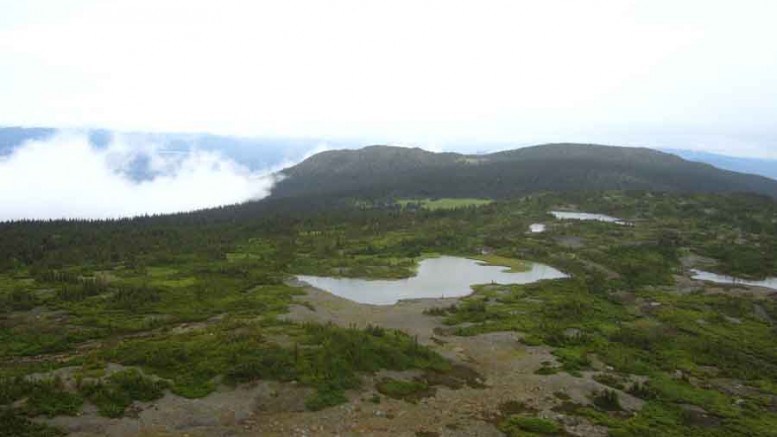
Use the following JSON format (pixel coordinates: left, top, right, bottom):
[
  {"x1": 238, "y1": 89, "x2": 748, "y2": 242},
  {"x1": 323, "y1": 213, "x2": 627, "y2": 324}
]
[
  {"x1": 529, "y1": 223, "x2": 546, "y2": 233},
  {"x1": 550, "y1": 211, "x2": 627, "y2": 224},
  {"x1": 691, "y1": 269, "x2": 777, "y2": 291},
  {"x1": 296, "y1": 256, "x2": 568, "y2": 305}
]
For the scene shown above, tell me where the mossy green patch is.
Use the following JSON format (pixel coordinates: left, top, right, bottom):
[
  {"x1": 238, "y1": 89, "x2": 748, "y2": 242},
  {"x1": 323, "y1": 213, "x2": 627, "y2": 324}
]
[{"x1": 470, "y1": 255, "x2": 531, "y2": 273}]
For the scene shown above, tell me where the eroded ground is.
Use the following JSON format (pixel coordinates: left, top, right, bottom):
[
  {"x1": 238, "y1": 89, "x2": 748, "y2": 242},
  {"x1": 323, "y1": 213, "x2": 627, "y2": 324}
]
[{"x1": 39, "y1": 270, "x2": 768, "y2": 437}]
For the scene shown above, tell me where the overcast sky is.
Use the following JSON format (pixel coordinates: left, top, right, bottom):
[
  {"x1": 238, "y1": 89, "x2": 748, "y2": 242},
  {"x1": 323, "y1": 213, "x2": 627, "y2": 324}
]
[{"x1": 2, "y1": 0, "x2": 777, "y2": 158}]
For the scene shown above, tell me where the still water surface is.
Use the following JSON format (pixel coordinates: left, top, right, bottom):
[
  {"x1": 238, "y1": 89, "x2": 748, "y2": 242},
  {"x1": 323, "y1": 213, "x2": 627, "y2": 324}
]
[
  {"x1": 297, "y1": 256, "x2": 567, "y2": 305},
  {"x1": 691, "y1": 269, "x2": 777, "y2": 291},
  {"x1": 550, "y1": 211, "x2": 626, "y2": 224}
]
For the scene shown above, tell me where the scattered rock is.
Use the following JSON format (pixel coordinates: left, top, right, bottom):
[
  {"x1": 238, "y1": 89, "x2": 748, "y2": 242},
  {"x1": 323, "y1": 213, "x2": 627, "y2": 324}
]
[{"x1": 680, "y1": 404, "x2": 722, "y2": 428}]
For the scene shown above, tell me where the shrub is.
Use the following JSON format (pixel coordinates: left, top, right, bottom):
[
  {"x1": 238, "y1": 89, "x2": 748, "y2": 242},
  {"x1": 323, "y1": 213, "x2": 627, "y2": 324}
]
[
  {"x1": 0, "y1": 409, "x2": 64, "y2": 437},
  {"x1": 79, "y1": 369, "x2": 168, "y2": 418},
  {"x1": 111, "y1": 285, "x2": 160, "y2": 310},
  {"x1": 521, "y1": 334, "x2": 544, "y2": 346},
  {"x1": 107, "y1": 369, "x2": 168, "y2": 402},
  {"x1": 224, "y1": 346, "x2": 297, "y2": 384},
  {"x1": 627, "y1": 381, "x2": 657, "y2": 400},
  {"x1": 500, "y1": 415, "x2": 561, "y2": 435},
  {"x1": 593, "y1": 373, "x2": 625, "y2": 390},
  {"x1": 23, "y1": 378, "x2": 83, "y2": 417},
  {"x1": 0, "y1": 377, "x2": 29, "y2": 404},
  {"x1": 593, "y1": 389, "x2": 621, "y2": 411},
  {"x1": 376, "y1": 378, "x2": 431, "y2": 402},
  {"x1": 1, "y1": 377, "x2": 82, "y2": 418},
  {"x1": 1, "y1": 288, "x2": 39, "y2": 311},
  {"x1": 422, "y1": 305, "x2": 457, "y2": 316},
  {"x1": 304, "y1": 383, "x2": 348, "y2": 411}
]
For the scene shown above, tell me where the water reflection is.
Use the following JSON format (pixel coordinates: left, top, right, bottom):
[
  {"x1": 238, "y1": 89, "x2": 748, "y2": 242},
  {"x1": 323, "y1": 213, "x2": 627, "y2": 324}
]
[
  {"x1": 691, "y1": 269, "x2": 777, "y2": 291},
  {"x1": 297, "y1": 256, "x2": 567, "y2": 305}
]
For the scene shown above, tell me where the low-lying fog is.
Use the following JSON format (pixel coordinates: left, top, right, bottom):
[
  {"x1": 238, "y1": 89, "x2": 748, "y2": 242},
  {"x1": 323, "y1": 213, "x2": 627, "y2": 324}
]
[{"x1": 0, "y1": 134, "x2": 277, "y2": 221}]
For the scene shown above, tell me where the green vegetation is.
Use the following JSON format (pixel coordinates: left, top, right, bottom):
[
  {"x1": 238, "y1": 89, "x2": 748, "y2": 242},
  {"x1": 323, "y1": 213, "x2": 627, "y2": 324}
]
[
  {"x1": 78, "y1": 369, "x2": 168, "y2": 417},
  {"x1": 1, "y1": 190, "x2": 777, "y2": 434},
  {"x1": 470, "y1": 254, "x2": 531, "y2": 272},
  {"x1": 432, "y1": 275, "x2": 777, "y2": 434},
  {"x1": 0, "y1": 409, "x2": 64, "y2": 437},
  {"x1": 103, "y1": 321, "x2": 447, "y2": 403},
  {"x1": 593, "y1": 389, "x2": 622, "y2": 411},
  {"x1": 273, "y1": 144, "x2": 777, "y2": 200},
  {"x1": 0, "y1": 377, "x2": 82, "y2": 417},
  {"x1": 396, "y1": 198, "x2": 493, "y2": 210},
  {"x1": 500, "y1": 415, "x2": 561, "y2": 435},
  {"x1": 376, "y1": 378, "x2": 432, "y2": 402}
]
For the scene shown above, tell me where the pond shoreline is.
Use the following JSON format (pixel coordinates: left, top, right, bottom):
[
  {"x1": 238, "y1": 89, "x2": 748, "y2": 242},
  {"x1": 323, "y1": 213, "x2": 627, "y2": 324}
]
[{"x1": 295, "y1": 256, "x2": 568, "y2": 305}]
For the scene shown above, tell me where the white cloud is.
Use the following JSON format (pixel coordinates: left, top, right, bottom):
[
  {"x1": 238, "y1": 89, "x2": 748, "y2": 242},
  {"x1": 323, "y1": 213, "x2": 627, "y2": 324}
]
[
  {"x1": 0, "y1": 0, "x2": 776, "y2": 156},
  {"x1": 0, "y1": 134, "x2": 276, "y2": 220}
]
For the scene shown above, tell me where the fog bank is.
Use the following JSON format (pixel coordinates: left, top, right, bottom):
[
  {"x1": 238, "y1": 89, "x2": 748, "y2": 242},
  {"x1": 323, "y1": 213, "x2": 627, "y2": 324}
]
[{"x1": 0, "y1": 134, "x2": 276, "y2": 221}]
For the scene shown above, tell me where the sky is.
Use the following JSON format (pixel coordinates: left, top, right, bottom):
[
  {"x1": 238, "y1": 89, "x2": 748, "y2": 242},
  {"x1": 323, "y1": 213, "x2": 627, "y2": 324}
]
[
  {"x1": 1, "y1": 0, "x2": 777, "y2": 158},
  {"x1": 1, "y1": 1, "x2": 777, "y2": 220}
]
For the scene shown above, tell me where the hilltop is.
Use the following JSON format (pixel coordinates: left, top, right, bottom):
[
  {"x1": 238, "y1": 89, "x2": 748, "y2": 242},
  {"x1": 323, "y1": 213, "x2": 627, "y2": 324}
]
[{"x1": 272, "y1": 143, "x2": 777, "y2": 199}]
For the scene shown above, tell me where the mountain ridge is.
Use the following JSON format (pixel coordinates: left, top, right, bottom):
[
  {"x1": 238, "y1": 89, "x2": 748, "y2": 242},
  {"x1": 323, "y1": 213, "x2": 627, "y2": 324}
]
[
  {"x1": 272, "y1": 143, "x2": 777, "y2": 200},
  {"x1": 4, "y1": 126, "x2": 776, "y2": 181}
]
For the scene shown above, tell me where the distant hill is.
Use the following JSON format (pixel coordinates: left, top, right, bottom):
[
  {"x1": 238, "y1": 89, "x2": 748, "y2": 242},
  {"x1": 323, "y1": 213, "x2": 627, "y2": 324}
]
[
  {"x1": 665, "y1": 149, "x2": 777, "y2": 180},
  {"x1": 0, "y1": 127, "x2": 55, "y2": 154},
  {"x1": 272, "y1": 144, "x2": 777, "y2": 199},
  {"x1": 5, "y1": 126, "x2": 777, "y2": 182}
]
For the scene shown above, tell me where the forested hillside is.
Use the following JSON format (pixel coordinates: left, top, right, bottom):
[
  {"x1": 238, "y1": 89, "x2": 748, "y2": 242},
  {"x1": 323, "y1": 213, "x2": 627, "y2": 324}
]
[{"x1": 272, "y1": 144, "x2": 777, "y2": 199}]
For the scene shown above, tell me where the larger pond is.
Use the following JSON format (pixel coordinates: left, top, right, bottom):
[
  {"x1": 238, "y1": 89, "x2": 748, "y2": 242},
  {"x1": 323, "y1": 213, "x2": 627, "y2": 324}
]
[
  {"x1": 691, "y1": 269, "x2": 777, "y2": 291},
  {"x1": 296, "y1": 256, "x2": 568, "y2": 305}
]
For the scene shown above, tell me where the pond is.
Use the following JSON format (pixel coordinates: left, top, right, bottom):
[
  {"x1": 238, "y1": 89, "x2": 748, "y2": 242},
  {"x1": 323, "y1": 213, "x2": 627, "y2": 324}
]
[
  {"x1": 529, "y1": 223, "x2": 546, "y2": 233},
  {"x1": 296, "y1": 256, "x2": 568, "y2": 305},
  {"x1": 691, "y1": 269, "x2": 777, "y2": 291},
  {"x1": 550, "y1": 211, "x2": 627, "y2": 224}
]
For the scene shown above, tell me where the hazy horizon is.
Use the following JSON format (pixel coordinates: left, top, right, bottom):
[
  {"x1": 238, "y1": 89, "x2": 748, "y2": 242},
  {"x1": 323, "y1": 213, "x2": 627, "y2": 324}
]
[
  {"x1": 2, "y1": 1, "x2": 777, "y2": 158},
  {"x1": 3, "y1": 1, "x2": 777, "y2": 219}
]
